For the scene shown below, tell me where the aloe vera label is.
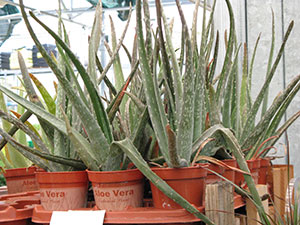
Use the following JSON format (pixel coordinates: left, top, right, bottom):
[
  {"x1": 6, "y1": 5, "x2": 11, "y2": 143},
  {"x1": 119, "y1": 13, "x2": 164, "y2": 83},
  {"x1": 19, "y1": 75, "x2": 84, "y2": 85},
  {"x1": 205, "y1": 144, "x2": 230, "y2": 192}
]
[
  {"x1": 6, "y1": 178, "x2": 38, "y2": 194},
  {"x1": 93, "y1": 183, "x2": 143, "y2": 211},
  {"x1": 40, "y1": 186, "x2": 87, "y2": 211}
]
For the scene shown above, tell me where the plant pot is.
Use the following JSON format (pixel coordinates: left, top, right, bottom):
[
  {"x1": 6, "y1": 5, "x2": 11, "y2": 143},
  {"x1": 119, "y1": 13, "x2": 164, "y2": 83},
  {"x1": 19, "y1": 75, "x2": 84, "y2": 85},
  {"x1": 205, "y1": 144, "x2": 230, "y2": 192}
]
[
  {"x1": 150, "y1": 166, "x2": 207, "y2": 209},
  {"x1": 250, "y1": 158, "x2": 261, "y2": 184},
  {"x1": 36, "y1": 171, "x2": 88, "y2": 211},
  {"x1": 3, "y1": 167, "x2": 39, "y2": 194},
  {"x1": 87, "y1": 169, "x2": 144, "y2": 211},
  {"x1": 234, "y1": 160, "x2": 253, "y2": 187},
  {"x1": 206, "y1": 159, "x2": 237, "y2": 184},
  {"x1": 258, "y1": 158, "x2": 271, "y2": 185}
]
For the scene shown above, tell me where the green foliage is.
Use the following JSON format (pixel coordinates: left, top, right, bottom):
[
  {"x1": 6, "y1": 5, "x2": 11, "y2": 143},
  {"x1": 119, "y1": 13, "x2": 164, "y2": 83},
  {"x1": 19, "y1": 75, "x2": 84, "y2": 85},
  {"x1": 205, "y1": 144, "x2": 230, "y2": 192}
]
[{"x1": 0, "y1": 1, "x2": 146, "y2": 172}]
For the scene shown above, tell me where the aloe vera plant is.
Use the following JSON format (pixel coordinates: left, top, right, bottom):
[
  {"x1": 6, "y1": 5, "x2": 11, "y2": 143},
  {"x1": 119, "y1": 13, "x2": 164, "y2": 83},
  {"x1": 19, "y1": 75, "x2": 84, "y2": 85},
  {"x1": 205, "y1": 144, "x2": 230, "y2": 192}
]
[{"x1": 0, "y1": 0, "x2": 146, "y2": 172}]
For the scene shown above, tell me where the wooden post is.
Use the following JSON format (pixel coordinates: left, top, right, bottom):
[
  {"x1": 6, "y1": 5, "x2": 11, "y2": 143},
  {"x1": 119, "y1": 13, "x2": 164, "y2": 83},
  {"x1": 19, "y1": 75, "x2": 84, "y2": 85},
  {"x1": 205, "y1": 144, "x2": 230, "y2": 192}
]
[
  {"x1": 246, "y1": 184, "x2": 269, "y2": 225},
  {"x1": 235, "y1": 214, "x2": 247, "y2": 225},
  {"x1": 205, "y1": 181, "x2": 235, "y2": 224},
  {"x1": 272, "y1": 165, "x2": 294, "y2": 221}
]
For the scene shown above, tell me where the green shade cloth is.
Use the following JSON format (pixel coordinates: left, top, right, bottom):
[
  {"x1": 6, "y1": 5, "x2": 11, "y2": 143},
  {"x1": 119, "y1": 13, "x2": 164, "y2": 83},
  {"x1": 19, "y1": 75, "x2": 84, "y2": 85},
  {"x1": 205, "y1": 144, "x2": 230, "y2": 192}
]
[
  {"x1": 86, "y1": 0, "x2": 136, "y2": 21},
  {"x1": 0, "y1": 1, "x2": 21, "y2": 47}
]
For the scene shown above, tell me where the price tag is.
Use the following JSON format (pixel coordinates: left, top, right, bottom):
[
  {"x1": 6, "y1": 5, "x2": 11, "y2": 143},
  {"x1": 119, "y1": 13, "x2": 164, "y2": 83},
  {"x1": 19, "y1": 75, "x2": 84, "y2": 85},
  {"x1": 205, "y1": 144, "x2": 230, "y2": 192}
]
[{"x1": 50, "y1": 210, "x2": 106, "y2": 225}]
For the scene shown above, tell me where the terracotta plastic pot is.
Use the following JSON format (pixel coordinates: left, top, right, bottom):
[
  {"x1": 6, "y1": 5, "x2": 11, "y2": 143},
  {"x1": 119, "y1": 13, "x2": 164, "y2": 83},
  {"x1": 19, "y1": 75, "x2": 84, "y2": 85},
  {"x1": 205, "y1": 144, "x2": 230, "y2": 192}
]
[
  {"x1": 150, "y1": 166, "x2": 207, "y2": 209},
  {"x1": 250, "y1": 158, "x2": 261, "y2": 184},
  {"x1": 206, "y1": 163, "x2": 224, "y2": 184},
  {"x1": 234, "y1": 160, "x2": 253, "y2": 187},
  {"x1": 258, "y1": 158, "x2": 271, "y2": 184},
  {"x1": 87, "y1": 169, "x2": 144, "y2": 211},
  {"x1": 3, "y1": 167, "x2": 39, "y2": 194},
  {"x1": 206, "y1": 159, "x2": 237, "y2": 184},
  {"x1": 36, "y1": 171, "x2": 88, "y2": 211}
]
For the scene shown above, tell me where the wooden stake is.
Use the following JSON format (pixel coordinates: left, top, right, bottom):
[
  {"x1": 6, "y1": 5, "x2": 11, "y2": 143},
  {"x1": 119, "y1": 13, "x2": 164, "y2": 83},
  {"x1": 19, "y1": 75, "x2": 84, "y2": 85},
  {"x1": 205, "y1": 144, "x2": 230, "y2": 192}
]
[
  {"x1": 246, "y1": 184, "x2": 269, "y2": 225},
  {"x1": 205, "y1": 181, "x2": 235, "y2": 224}
]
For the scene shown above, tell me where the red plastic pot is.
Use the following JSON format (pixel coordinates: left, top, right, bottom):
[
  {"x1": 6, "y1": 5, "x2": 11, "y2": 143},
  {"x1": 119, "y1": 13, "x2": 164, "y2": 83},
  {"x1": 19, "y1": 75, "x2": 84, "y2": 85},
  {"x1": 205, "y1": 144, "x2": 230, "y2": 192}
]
[
  {"x1": 206, "y1": 159, "x2": 237, "y2": 184},
  {"x1": 3, "y1": 167, "x2": 39, "y2": 194},
  {"x1": 234, "y1": 160, "x2": 253, "y2": 187},
  {"x1": 150, "y1": 166, "x2": 207, "y2": 209},
  {"x1": 258, "y1": 158, "x2": 271, "y2": 184},
  {"x1": 250, "y1": 158, "x2": 261, "y2": 184},
  {"x1": 87, "y1": 169, "x2": 144, "y2": 211},
  {"x1": 36, "y1": 171, "x2": 88, "y2": 211}
]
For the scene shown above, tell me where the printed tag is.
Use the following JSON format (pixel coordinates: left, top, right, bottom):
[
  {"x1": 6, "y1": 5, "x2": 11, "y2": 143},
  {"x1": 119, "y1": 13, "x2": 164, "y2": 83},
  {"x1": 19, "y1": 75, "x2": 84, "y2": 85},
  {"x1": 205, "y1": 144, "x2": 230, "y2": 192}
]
[{"x1": 50, "y1": 210, "x2": 106, "y2": 225}]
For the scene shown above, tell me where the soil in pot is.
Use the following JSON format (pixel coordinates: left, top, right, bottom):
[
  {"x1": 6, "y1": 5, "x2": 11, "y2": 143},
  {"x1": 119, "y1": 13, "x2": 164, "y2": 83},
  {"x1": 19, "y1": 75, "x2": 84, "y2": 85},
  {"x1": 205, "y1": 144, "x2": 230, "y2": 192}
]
[
  {"x1": 36, "y1": 171, "x2": 88, "y2": 211},
  {"x1": 87, "y1": 169, "x2": 144, "y2": 211},
  {"x1": 150, "y1": 165, "x2": 207, "y2": 209},
  {"x1": 3, "y1": 167, "x2": 39, "y2": 194}
]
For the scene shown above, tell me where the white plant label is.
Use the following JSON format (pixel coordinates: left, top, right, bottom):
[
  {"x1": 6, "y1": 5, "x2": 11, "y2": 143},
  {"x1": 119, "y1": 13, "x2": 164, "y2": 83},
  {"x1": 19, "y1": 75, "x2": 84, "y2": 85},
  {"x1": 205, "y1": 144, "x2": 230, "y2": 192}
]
[{"x1": 50, "y1": 210, "x2": 106, "y2": 225}]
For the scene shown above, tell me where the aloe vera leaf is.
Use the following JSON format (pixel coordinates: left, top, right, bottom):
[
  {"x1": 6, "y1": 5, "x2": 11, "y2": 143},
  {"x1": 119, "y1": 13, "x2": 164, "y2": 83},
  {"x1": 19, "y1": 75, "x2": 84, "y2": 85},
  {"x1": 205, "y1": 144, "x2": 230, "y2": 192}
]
[
  {"x1": 204, "y1": 22, "x2": 215, "y2": 69},
  {"x1": 18, "y1": 51, "x2": 55, "y2": 144},
  {"x1": 88, "y1": 2, "x2": 102, "y2": 84},
  {"x1": 97, "y1": 7, "x2": 132, "y2": 85},
  {"x1": 27, "y1": 12, "x2": 113, "y2": 146},
  {"x1": 257, "y1": 83, "x2": 300, "y2": 156},
  {"x1": 215, "y1": 0, "x2": 235, "y2": 106},
  {"x1": 193, "y1": 0, "x2": 208, "y2": 141},
  {"x1": 204, "y1": 0, "x2": 216, "y2": 64},
  {"x1": 155, "y1": 0, "x2": 176, "y2": 124},
  {"x1": 0, "y1": 100, "x2": 26, "y2": 168},
  {"x1": 273, "y1": 111, "x2": 300, "y2": 145},
  {"x1": 11, "y1": 110, "x2": 43, "y2": 147},
  {"x1": 215, "y1": 124, "x2": 269, "y2": 224},
  {"x1": 16, "y1": 93, "x2": 29, "y2": 152},
  {"x1": 242, "y1": 73, "x2": 300, "y2": 154},
  {"x1": 207, "y1": 84, "x2": 220, "y2": 125},
  {"x1": 166, "y1": 125, "x2": 180, "y2": 168},
  {"x1": 175, "y1": 0, "x2": 195, "y2": 163},
  {"x1": 122, "y1": 44, "x2": 132, "y2": 64},
  {"x1": 143, "y1": 0, "x2": 152, "y2": 60},
  {"x1": 0, "y1": 129, "x2": 53, "y2": 171},
  {"x1": 240, "y1": 43, "x2": 250, "y2": 127},
  {"x1": 191, "y1": 0, "x2": 200, "y2": 54},
  {"x1": 248, "y1": 34, "x2": 261, "y2": 93},
  {"x1": 111, "y1": 138, "x2": 214, "y2": 225},
  {"x1": 124, "y1": 91, "x2": 145, "y2": 111},
  {"x1": 136, "y1": 0, "x2": 170, "y2": 166},
  {"x1": 257, "y1": 111, "x2": 300, "y2": 158},
  {"x1": 95, "y1": 54, "x2": 117, "y2": 96},
  {"x1": 159, "y1": 0, "x2": 183, "y2": 120},
  {"x1": 0, "y1": 151, "x2": 13, "y2": 169},
  {"x1": 107, "y1": 61, "x2": 139, "y2": 122},
  {"x1": 0, "y1": 128, "x2": 86, "y2": 171},
  {"x1": 56, "y1": 45, "x2": 89, "y2": 107},
  {"x1": 131, "y1": 107, "x2": 149, "y2": 146},
  {"x1": 60, "y1": 107, "x2": 99, "y2": 171},
  {"x1": 208, "y1": 30, "x2": 219, "y2": 84},
  {"x1": 29, "y1": 73, "x2": 56, "y2": 115},
  {"x1": 0, "y1": 110, "x2": 32, "y2": 150},
  {"x1": 0, "y1": 110, "x2": 54, "y2": 159},
  {"x1": 0, "y1": 84, "x2": 102, "y2": 169},
  {"x1": 222, "y1": 44, "x2": 241, "y2": 128},
  {"x1": 109, "y1": 16, "x2": 125, "y2": 91},
  {"x1": 240, "y1": 21, "x2": 294, "y2": 142},
  {"x1": 261, "y1": 10, "x2": 275, "y2": 118}
]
